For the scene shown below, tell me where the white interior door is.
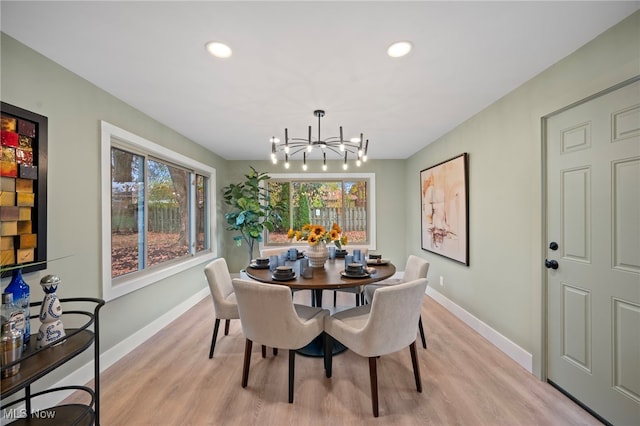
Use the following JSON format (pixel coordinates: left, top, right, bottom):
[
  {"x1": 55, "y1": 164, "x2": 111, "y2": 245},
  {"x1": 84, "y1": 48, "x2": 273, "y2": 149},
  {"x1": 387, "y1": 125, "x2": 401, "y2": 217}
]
[{"x1": 546, "y1": 78, "x2": 640, "y2": 425}]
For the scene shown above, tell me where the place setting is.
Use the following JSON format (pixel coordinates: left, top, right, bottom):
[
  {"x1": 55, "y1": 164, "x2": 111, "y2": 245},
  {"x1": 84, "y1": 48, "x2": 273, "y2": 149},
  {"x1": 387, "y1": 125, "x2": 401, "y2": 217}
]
[
  {"x1": 366, "y1": 254, "x2": 390, "y2": 265},
  {"x1": 341, "y1": 263, "x2": 372, "y2": 279},
  {"x1": 249, "y1": 257, "x2": 271, "y2": 269},
  {"x1": 272, "y1": 265, "x2": 296, "y2": 281}
]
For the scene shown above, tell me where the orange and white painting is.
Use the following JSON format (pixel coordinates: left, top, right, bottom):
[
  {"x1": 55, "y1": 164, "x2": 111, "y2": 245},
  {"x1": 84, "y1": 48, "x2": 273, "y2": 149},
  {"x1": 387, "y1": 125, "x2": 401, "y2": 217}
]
[{"x1": 420, "y1": 153, "x2": 468, "y2": 265}]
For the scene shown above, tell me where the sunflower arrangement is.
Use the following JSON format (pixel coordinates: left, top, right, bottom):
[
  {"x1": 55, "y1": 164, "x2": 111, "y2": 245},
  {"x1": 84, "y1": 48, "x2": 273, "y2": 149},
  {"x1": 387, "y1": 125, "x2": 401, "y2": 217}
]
[{"x1": 287, "y1": 223, "x2": 347, "y2": 249}]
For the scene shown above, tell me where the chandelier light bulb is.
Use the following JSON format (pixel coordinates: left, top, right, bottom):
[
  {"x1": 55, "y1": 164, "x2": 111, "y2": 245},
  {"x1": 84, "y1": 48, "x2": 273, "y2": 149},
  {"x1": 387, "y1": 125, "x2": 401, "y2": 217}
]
[
  {"x1": 284, "y1": 145, "x2": 290, "y2": 154},
  {"x1": 343, "y1": 163, "x2": 348, "y2": 170},
  {"x1": 358, "y1": 149, "x2": 363, "y2": 157},
  {"x1": 285, "y1": 161, "x2": 290, "y2": 169},
  {"x1": 307, "y1": 145, "x2": 313, "y2": 152},
  {"x1": 322, "y1": 163, "x2": 327, "y2": 171},
  {"x1": 272, "y1": 156, "x2": 277, "y2": 164},
  {"x1": 339, "y1": 143, "x2": 345, "y2": 152},
  {"x1": 363, "y1": 155, "x2": 368, "y2": 162},
  {"x1": 356, "y1": 159, "x2": 362, "y2": 167},
  {"x1": 302, "y1": 163, "x2": 308, "y2": 171}
]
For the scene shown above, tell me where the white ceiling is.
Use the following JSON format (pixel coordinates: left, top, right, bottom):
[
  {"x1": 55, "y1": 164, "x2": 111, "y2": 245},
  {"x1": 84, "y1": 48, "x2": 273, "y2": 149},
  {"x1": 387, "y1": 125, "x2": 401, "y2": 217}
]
[{"x1": 1, "y1": 1, "x2": 638, "y2": 162}]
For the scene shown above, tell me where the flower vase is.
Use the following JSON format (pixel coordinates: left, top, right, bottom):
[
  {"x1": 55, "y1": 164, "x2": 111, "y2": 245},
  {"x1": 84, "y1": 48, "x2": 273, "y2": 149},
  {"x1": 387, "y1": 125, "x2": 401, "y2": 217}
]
[
  {"x1": 307, "y1": 242, "x2": 329, "y2": 268},
  {"x1": 37, "y1": 274, "x2": 66, "y2": 348}
]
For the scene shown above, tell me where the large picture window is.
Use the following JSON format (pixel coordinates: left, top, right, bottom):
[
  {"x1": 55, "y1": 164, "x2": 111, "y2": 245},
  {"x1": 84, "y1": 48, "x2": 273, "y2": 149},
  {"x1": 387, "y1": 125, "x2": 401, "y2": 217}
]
[
  {"x1": 264, "y1": 173, "x2": 375, "y2": 248},
  {"x1": 102, "y1": 122, "x2": 215, "y2": 301}
]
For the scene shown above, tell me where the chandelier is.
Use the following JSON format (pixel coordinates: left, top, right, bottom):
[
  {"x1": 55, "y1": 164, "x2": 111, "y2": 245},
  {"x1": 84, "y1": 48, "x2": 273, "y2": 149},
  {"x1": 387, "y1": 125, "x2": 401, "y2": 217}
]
[{"x1": 270, "y1": 110, "x2": 369, "y2": 171}]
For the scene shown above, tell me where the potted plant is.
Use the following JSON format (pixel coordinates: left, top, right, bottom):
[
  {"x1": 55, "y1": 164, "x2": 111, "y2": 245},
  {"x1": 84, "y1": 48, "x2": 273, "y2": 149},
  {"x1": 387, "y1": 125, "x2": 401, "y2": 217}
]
[{"x1": 223, "y1": 167, "x2": 285, "y2": 264}]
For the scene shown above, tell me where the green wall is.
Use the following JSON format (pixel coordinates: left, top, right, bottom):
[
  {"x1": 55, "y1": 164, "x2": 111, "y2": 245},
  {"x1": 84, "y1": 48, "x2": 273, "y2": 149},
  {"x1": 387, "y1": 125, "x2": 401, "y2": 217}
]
[
  {"x1": 0, "y1": 33, "x2": 228, "y2": 388},
  {"x1": 405, "y1": 12, "x2": 639, "y2": 377}
]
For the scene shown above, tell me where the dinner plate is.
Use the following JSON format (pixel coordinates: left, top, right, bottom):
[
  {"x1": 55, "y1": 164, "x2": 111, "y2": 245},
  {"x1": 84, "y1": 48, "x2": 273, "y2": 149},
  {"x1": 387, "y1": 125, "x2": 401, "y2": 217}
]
[
  {"x1": 340, "y1": 271, "x2": 371, "y2": 279},
  {"x1": 366, "y1": 259, "x2": 390, "y2": 265},
  {"x1": 249, "y1": 262, "x2": 270, "y2": 269},
  {"x1": 272, "y1": 273, "x2": 296, "y2": 281}
]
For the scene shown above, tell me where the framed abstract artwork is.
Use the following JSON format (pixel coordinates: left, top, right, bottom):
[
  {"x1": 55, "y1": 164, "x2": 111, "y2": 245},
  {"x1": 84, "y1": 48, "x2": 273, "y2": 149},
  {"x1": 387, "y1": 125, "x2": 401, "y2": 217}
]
[
  {"x1": 420, "y1": 153, "x2": 468, "y2": 265},
  {"x1": 1, "y1": 102, "x2": 48, "y2": 274}
]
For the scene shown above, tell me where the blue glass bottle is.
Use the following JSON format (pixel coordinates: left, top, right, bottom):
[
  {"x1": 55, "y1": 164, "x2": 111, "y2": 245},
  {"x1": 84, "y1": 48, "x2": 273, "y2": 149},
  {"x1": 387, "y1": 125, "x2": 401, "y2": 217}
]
[{"x1": 5, "y1": 268, "x2": 30, "y2": 347}]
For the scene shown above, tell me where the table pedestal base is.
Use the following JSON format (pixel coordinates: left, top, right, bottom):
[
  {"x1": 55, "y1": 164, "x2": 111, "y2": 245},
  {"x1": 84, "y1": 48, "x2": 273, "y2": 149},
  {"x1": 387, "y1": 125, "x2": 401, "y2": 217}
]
[{"x1": 297, "y1": 333, "x2": 346, "y2": 357}]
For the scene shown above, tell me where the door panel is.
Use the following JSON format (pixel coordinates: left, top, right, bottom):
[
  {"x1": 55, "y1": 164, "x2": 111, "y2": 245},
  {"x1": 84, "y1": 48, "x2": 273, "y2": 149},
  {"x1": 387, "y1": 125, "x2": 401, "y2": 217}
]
[{"x1": 546, "y1": 78, "x2": 640, "y2": 425}]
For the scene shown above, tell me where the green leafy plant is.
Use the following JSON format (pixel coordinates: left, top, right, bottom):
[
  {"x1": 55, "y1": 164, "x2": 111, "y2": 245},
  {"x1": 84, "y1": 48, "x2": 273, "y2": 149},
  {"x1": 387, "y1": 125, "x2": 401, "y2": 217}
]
[{"x1": 223, "y1": 167, "x2": 285, "y2": 264}]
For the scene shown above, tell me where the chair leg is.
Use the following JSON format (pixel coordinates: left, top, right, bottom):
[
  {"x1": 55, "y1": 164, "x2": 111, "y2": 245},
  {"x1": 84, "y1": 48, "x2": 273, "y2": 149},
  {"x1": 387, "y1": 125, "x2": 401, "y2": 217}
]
[
  {"x1": 242, "y1": 339, "x2": 253, "y2": 388},
  {"x1": 324, "y1": 333, "x2": 333, "y2": 378},
  {"x1": 333, "y1": 291, "x2": 337, "y2": 307},
  {"x1": 312, "y1": 290, "x2": 316, "y2": 307},
  {"x1": 409, "y1": 341, "x2": 422, "y2": 392},
  {"x1": 368, "y1": 357, "x2": 379, "y2": 417},
  {"x1": 261, "y1": 345, "x2": 266, "y2": 358},
  {"x1": 209, "y1": 318, "x2": 221, "y2": 359},
  {"x1": 288, "y1": 349, "x2": 295, "y2": 403},
  {"x1": 224, "y1": 319, "x2": 230, "y2": 336},
  {"x1": 273, "y1": 347, "x2": 278, "y2": 356},
  {"x1": 418, "y1": 316, "x2": 427, "y2": 349},
  {"x1": 355, "y1": 293, "x2": 360, "y2": 306}
]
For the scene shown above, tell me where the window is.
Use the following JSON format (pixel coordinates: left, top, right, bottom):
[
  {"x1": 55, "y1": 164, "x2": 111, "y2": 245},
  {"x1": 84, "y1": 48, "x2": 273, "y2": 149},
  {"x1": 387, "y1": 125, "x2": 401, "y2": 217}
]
[
  {"x1": 101, "y1": 122, "x2": 216, "y2": 301},
  {"x1": 264, "y1": 173, "x2": 375, "y2": 248}
]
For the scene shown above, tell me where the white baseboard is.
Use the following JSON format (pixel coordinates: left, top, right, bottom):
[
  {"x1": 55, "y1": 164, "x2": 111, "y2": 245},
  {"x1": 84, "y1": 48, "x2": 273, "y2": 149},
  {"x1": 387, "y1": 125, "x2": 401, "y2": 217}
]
[
  {"x1": 426, "y1": 286, "x2": 533, "y2": 373},
  {"x1": 23, "y1": 286, "x2": 210, "y2": 412}
]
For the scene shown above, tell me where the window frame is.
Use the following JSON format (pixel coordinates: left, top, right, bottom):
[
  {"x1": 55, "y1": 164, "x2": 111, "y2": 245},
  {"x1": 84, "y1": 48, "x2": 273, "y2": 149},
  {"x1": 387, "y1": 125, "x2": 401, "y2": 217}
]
[
  {"x1": 261, "y1": 172, "x2": 376, "y2": 251},
  {"x1": 101, "y1": 121, "x2": 216, "y2": 301}
]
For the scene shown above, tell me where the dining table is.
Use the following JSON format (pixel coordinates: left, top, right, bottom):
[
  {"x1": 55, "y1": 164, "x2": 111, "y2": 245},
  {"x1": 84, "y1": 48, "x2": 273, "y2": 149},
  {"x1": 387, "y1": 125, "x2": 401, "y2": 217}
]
[
  {"x1": 244, "y1": 257, "x2": 396, "y2": 309},
  {"x1": 245, "y1": 257, "x2": 396, "y2": 357}
]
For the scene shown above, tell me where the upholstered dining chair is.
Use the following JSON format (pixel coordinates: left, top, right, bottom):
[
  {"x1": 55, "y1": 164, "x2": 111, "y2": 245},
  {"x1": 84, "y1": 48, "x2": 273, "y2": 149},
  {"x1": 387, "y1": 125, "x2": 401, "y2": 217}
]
[
  {"x1": 203, "y1": 258, "x2": 241, "y2": 359},
  {"x1": 231, "y1": 278, "x2": 329, "y2": 403},
  {"x1": 324, "y1": 278, "x2": 428, "y2": 417},
  {"x1": 364, "y1": 255, "x2": 430, "y2": 348}
]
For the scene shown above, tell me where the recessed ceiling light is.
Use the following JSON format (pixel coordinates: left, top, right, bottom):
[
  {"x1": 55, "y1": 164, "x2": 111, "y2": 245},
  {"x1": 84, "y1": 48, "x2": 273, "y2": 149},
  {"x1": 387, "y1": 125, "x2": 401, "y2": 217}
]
[
  {"x1": 205, "y1": 41, "x2": 232, "y2": 59},
  {"x1": 387, "y1": 41, "x2": 412, "y2": 58}
]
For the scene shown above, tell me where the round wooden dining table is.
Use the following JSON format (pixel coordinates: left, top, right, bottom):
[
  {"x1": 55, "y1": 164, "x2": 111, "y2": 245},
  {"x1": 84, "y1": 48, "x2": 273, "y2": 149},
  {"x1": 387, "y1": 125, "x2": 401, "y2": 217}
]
[
  {"x1": 244, "y1": 258, "x2": 396, "y2": 308},
  {"x1": 244, "y1": 257, "x2": 396, "y2": 357}
]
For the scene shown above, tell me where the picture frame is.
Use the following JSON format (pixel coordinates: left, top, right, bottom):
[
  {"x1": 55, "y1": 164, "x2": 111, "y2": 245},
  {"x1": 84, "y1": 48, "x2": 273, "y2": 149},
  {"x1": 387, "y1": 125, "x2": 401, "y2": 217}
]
[
  {"x1": 1, "y1": 102, "x2": 48, "y2": 275},
  {"x1": 420, "y1": 153, "x2": 468, "y2": 265}
]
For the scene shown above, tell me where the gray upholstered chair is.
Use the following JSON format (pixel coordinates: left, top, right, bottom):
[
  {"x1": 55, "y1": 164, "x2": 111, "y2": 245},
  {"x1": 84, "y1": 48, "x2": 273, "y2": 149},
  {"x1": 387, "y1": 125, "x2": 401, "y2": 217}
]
[
  {"x1": 204, "y1": 258, "x2": 240, "y2": 358},
  {"x1": 231, "y1": 278, "x2": 329, "y2": 403},
  {"x1": 324, "y1": 278, "x2": 428, "y2": 417},
  {"x1": 364, "y1": 255, "x2": 430, "y2": 348}
]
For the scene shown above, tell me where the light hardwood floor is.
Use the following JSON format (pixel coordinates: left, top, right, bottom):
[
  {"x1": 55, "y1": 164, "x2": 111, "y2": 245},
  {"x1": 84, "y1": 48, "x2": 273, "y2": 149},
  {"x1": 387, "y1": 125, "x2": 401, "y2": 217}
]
[{"x1": 66, "y1": 291, "x2": 600, "y2": 425}]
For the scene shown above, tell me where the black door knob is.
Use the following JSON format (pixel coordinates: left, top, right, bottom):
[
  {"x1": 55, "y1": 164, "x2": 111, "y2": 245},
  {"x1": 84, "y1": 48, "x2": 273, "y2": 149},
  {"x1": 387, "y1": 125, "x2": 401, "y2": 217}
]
[
  {"x1": 549, "y1": 242, "x2": 558, "y2": 251},
  {"x1": 545, "y1": 259, "x2": 559, "y2": 270}
]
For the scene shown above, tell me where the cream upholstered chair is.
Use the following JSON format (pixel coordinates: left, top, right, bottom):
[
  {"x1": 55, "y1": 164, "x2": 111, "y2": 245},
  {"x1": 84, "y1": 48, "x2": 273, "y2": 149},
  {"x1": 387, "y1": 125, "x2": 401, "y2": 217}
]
[
  {"x1": 364, "y1": 255, "x2": 430, "y2": 348},
  {"x1": 231, "y1": 278, "x2": 329, "y2": 403},
  {"x1": 204, "y1": 258, "x2": 240, "y2": 358},
  {"x1": 259, "y1": 246, "x2": 290, "y2": 258},
  {"x1": 324, "y1": 278, "x2": 428, "y2": 417},
  {"x1": 333, "y1": 245, "x2": 369, "y2": 306}
]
